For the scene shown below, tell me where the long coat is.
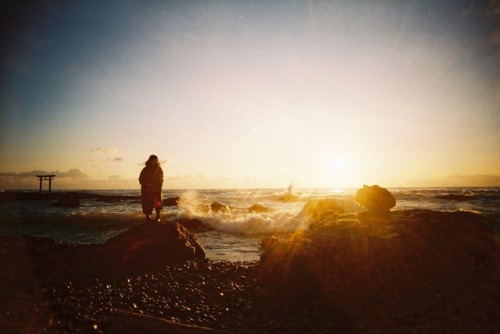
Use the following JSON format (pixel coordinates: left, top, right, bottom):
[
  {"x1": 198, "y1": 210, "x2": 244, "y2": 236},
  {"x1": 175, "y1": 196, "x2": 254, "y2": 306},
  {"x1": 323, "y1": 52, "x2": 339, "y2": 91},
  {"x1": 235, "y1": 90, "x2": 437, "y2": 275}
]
[{"x1": 139, "y1": 165, "x2": 164, "y2": 214}]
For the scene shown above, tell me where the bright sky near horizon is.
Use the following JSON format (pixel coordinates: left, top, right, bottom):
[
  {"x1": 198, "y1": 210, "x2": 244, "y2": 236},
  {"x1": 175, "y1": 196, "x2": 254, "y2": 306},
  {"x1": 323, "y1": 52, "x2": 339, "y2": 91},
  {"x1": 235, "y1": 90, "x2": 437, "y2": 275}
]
[{"x1": 1, "y1": 0, "x2": 499, "y2": 190}]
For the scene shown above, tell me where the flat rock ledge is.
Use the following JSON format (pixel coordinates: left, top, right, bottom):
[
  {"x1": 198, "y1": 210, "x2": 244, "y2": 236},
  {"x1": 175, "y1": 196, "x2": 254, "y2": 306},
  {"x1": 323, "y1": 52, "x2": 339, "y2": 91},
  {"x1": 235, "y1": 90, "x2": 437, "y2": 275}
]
[{"x1": 259, "y1": 209, "x2": 500, "y2": 333}]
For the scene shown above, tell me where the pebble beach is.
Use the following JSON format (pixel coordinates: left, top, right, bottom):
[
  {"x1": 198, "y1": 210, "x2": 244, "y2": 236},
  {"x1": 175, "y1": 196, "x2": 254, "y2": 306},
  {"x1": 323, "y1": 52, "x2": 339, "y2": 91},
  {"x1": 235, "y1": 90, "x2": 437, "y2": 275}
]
[{"x1": 1, "y1": 243, "x2": 351, "y2": 334}]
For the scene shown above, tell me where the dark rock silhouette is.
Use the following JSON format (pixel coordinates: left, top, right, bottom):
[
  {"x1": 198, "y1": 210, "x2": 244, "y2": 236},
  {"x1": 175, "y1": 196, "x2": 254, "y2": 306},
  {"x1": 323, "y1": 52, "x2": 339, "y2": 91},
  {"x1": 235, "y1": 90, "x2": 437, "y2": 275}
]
[
  {"x1": 354, "y1": 184, "x2": 395, "y2": 215},
  {"x1": 258, "y1": 209, "x2": 499, "y2": 333},
  {"x1": 103, "y1": 222, "x2": 206, "y2": 271},
  {"x1": 248, "y1": 203, "x2": 272, "y2": 213},
  {"x1": 195, "y1": 201, "x2": 233, "y2": 214},
  {"x1": 163, "y1": 196, "x2": 181, "y2": 206},
  {"x1": 209, "y1": 201, "x2": 232, "y2": 213}
]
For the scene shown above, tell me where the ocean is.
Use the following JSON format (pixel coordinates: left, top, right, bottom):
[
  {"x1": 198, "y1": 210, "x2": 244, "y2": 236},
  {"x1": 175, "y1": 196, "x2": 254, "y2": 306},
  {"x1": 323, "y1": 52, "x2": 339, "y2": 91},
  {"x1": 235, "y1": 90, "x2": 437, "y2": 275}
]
[{"x1": 1, "y1": 187, "x2": 499, "y2": 262}]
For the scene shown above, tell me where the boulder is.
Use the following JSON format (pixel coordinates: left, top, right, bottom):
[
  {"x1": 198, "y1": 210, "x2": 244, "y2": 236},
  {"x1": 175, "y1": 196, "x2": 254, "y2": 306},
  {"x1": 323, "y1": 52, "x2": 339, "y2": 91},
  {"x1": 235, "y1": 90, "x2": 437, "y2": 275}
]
[
  {"x1": 103, "y1": 222, "x2": 205, "y2": 271},
  {"x1": 210, "y1": 201, "x2": 232, "y2": 213},
  {"x1": 163, "y1": 196, "x2": 181, "y2": 206},
  {"x1": 248, "y1": 203, "x2": 272, "y2": 213},
  {"x1": 258, "y1": 210, "x2": 500, "y2": 333},
  {"x1": 195, "y1": 202, "x2": 233, "y2": 214},
  {"x1": 354, "y1": 184, "x2": 395, "y2": 215}
]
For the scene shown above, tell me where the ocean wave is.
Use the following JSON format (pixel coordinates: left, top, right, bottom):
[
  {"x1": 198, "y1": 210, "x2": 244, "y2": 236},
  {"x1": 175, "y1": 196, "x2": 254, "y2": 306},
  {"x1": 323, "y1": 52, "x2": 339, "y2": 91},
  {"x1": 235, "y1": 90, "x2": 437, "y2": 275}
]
[{"x1": 1, "y1": 187, "x2": 499, "y2": 247}]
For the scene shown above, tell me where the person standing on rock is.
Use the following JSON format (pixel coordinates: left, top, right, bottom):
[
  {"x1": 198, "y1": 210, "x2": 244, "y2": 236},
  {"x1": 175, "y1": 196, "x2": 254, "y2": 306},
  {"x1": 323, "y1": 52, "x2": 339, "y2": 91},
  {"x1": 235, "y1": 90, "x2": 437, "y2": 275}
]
[{"x1": 139, "y1": 154, "x2": 164, "y2": 223}]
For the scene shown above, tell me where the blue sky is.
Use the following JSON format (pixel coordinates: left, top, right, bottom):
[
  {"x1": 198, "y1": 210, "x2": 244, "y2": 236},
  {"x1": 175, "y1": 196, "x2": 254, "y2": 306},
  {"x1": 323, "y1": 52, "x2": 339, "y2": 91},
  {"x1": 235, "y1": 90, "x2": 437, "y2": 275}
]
[{"x1": 1, "y1": 0, "x2": 499, "y2": 189}]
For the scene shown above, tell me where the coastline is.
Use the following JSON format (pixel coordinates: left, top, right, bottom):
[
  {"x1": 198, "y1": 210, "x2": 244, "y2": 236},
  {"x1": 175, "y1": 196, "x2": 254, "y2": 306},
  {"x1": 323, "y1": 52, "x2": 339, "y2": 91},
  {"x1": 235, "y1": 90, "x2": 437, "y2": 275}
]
[
  {"x1": 0, "y1": 191, "x2": 141, "y2": 202},
  {"x1": 1, "y1": 210, "x2": 499, "y2": 333},
  {"x1": 0, "y1": 228, "x2": 352, "y2": 333},
  {"x1": 1, "y1": 188, "x2": 499, "y2": 333}
]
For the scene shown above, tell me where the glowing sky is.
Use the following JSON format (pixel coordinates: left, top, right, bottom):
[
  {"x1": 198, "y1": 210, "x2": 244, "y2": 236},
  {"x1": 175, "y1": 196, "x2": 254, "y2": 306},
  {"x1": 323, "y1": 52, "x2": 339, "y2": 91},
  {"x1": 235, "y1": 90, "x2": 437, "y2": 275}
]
[{"x1": 1, "y1": 0, "x2": 499, "y2": 189}]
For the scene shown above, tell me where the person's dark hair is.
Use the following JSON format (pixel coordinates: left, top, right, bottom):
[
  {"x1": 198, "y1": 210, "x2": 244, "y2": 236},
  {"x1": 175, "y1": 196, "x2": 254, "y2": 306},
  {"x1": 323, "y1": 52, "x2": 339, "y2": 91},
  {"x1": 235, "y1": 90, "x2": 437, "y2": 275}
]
[{"x1": 145, "y1": 154, "x2": 160, "y2": 167}]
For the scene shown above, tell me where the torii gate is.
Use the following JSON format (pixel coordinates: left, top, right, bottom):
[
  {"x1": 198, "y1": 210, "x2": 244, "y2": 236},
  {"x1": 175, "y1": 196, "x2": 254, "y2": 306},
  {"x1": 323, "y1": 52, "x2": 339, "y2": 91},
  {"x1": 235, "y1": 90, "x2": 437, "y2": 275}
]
[{"x1": 36, "y1": 174, "x2": 55, "y2": 193}]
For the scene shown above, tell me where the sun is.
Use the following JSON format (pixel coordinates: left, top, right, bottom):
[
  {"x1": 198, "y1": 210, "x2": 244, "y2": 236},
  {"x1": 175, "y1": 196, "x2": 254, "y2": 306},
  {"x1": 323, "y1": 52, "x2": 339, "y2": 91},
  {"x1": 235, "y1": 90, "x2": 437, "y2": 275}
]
[
  {"x1": 327, "y1": 156, "x2": 350, "y2": 175},
  {"x1": 321, "y1": 155, "x2": 358, "y2": 188}
]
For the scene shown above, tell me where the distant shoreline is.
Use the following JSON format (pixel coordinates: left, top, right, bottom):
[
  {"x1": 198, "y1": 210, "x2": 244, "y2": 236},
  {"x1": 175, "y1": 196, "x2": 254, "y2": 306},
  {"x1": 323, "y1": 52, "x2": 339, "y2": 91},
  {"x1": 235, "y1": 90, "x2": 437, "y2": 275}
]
[{"x1": 0, "y1": 191, "x2": 140, "y2": 201}]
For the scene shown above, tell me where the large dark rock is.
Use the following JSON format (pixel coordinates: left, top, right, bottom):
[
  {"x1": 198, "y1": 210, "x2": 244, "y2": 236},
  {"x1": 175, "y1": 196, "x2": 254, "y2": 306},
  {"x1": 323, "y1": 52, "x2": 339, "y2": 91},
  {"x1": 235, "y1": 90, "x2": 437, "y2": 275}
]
[
  {"x1": 258, "y1": 210, "x2": 500, "y2": 333},
  {"x1": 354, "y1": 184, "x2": 395, "y2": 215},
  {"x1": 103, "y1": 222, "x2": 206, "y2": 271}
]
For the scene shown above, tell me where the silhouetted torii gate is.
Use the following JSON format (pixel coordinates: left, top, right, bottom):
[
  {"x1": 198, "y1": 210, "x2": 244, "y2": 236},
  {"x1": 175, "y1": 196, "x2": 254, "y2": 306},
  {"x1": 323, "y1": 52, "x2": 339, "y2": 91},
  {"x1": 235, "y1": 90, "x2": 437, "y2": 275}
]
[{"x1": 36, "y1": 174, "x2": 55, "y2": 193}]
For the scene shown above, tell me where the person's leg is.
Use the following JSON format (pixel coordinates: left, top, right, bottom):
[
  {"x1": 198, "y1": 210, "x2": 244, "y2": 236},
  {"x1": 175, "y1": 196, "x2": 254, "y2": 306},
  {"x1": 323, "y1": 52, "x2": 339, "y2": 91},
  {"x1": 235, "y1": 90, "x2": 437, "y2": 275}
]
[
  {"x1": 152, "y1": 191, "x2": 161, "y2": 222},
  {"x1": 143, "y1": 190, "x2": 156, "y2": 223},
  {"x1": 154, "y1": 207, "x2": 161, "y2": 222}
]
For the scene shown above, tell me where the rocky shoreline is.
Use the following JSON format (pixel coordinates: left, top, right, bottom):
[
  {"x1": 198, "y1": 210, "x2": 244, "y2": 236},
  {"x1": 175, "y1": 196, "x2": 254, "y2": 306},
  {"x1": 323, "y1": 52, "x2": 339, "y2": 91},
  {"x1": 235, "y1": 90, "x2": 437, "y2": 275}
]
[
  {"x1": 259, "y1": 209, "x2": 500, "y2": 333},
  {"x1": 0, "y1": 231, "x2": 352, "y2": 333},
  {"x1": 1, "y1": 186, "x2": 499, "y2": 333}
]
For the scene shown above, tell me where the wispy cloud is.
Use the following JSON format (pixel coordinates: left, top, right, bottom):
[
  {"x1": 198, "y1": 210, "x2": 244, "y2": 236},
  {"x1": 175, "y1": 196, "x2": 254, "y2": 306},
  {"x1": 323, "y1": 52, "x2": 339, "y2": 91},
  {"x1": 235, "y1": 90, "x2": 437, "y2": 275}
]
[
  {"x1": 91, "y1": 147, "x2": 119, "y2": 154},
  {"x1": 58, "y1": 169, "x2": 91, "y2": 179},
  {"x1": 90, "y1": 147, "x2": 123, "y2": 163}
]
